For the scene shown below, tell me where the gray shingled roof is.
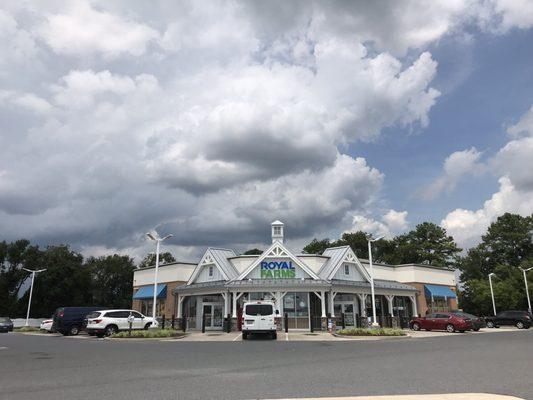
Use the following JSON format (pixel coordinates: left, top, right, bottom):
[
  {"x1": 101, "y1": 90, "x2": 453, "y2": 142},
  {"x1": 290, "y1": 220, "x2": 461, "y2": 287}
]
[
  {"x1": 208, "y1": 248, "x2": 239, "y2": 280},
  {"x1": 226, "y1": 278, "x2": 330, "y2": 288},
  {"x1": 330, "y1": 279, "x2": 417, "y2": 292},
  {"x1": 318, "y1": 246, "x2": 349, "y2": 279},
  {"x1": 174, "y1": 280, "x2": 227, "y2": 293}
]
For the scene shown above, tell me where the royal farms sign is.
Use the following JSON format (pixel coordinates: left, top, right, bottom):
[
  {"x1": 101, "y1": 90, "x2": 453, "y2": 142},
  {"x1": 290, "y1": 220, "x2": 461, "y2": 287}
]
[{"x1": 260, "y1": 261, "x2": 296, "y2": 279}]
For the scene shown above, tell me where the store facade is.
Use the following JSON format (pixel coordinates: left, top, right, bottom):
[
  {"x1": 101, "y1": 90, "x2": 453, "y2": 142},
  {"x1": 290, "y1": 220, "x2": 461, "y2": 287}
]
[{"x1": 171, "y1": 221, "x2": 456, "y2": 331}]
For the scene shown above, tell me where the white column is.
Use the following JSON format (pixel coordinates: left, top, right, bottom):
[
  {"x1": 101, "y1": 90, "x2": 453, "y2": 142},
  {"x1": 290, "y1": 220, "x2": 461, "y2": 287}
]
[
  {"x1": 177, "y1": 295, "x2": 185, "y2": 319},
  {"x1": 409, "y1": 295, "x2": 418, "y2": 317},
  {"x1": 329, "y1": 291, "x2": 337, "y2": 317},
  {"x1": 222, "y1": 292, "x2": 228, "y2": 317},
  {"x1": 386, "y1": 295, "x2": 395, "y2": 317},
  {"x1": 232, "y1": 292, "x2": 238, "y2": 318},
  {"x1": 357, "y1": 293, "x2": 367, "y2": 317},
  {"x1": 320, "y1": 291, "x2": 326, "y2": 318}
]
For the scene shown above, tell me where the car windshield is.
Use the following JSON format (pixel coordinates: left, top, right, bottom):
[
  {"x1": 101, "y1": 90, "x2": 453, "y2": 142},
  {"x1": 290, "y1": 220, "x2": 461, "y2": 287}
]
[
  {"x1": 245, "y1": 304, "x2": 273, "y2": 316},
  {"x1": 86, "y1": 312, "x2": 101, "y2": 318},
  {"x1": 0, "y1": 317, "x2": 10, "y2": 323}
]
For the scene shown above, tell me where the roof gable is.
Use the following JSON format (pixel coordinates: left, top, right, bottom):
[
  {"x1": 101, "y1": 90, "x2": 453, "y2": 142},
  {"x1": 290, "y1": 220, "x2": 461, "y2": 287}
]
[
  {"x1": 235, "y1": 241, "x2": 320, "y2": 281},
  {"x1": 187, "y1": 248, "x2": 238, "y2": 284},
  {"x1": 319, "y1": 246, "x2": 371, "y2": 282}
]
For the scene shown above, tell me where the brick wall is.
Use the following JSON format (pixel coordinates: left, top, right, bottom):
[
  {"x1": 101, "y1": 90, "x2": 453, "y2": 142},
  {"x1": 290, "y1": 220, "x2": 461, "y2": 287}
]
[
  {"x1": 131, "y1": 281, "x2": 186, "y2": 318},
  {"x1": 404, "y1": 282, "x2": 458, "y2": 316}
]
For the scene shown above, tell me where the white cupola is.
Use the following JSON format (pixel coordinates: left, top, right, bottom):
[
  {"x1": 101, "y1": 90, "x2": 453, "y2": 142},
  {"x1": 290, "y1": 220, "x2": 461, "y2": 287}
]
[{"x1": 271, "y1": 220, "x2": 284, "y2": 244}]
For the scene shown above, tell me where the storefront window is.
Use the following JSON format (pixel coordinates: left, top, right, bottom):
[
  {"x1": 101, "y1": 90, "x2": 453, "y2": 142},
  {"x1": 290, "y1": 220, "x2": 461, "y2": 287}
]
[
  {"x1": 427, "y1": 297, "x2": 449, "y2": 313},
  {"x1": 140, "y1": 299, "x2": 165, "y2": 317}
]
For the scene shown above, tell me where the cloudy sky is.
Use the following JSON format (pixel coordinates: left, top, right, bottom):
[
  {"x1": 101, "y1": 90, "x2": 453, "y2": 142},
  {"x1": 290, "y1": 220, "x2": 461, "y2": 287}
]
[{"x1": 1, "y1": 0, "x2": 532, "y2": 261}]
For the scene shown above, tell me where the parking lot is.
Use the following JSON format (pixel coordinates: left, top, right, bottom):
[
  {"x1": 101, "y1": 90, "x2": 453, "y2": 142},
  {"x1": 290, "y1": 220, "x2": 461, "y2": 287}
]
[{"x1": 1, "y1": 328, "x2": 531, "y2": 400}]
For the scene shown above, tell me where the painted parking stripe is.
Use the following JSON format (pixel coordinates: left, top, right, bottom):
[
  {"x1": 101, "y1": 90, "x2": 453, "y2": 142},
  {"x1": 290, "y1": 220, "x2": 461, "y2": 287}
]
[
  {"x1": 0, "y1": 347, "x2": 7, "y2": 350},
  {"x1": 232, "y1": 333, "x2": 242, "y2": 341},
  {"x1": 285, "y1": 332, "x2": 289, "y2": 341}
]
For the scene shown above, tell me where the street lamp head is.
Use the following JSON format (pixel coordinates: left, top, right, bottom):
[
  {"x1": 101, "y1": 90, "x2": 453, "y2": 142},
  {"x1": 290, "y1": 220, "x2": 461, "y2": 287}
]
[
  {"x1": 489, "y1": 272, "x2": 497, "y2": 278},
  {"x1": 146, "y1": 232, "x2": 157, "y2": 241},
  {"x1": 161, "y1": 234, "x2": 173, "y2": 241},
  {"x1": 367, "y1": 234, "x2": 384, "y2": 242},
  {"x1": 373, "y1": 236, "x2": 384, "y2": 242}
]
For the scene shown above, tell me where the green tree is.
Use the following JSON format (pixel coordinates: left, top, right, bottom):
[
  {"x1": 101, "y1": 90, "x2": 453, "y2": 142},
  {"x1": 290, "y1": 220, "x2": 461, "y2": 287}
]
[
  {"x1": 457, "y1": 213, "x2": 533, "y2": 314},
  {"x1": 243, "y1": 248, "x2": 263, "y2": 255},
  {"x1": 18, "y1": 245, "x2": 92, "y2": 317},
  {"x1": 388, "y1": 222, "x2": 461, "y2": 267},
  {"x1": 87, "y1": 254, "x2": 135, "y2": 309},
  {"x1": 139, "y1": 252, "x2": 176, "y2": 268},
  {"x1": 302, "y1": 238, "x2": 331, "y2": 255},
  {"x1": 0, "y1": 239, "x2": 41, "y2": 316}
]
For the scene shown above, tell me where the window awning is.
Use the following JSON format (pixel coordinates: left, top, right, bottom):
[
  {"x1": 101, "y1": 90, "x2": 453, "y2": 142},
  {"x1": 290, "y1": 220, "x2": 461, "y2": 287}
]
[
  {"x1": 133, "y1": 284, "x2": 167, "y2": 300},
  {"x1": 424, "y1": 284, "x2": 456, "y2": 299}
]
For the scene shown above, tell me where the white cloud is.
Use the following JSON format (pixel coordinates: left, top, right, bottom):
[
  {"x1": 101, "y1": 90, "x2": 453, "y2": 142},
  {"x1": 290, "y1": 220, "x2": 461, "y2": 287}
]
[
  {"x1": 349, "y1": 209, "x2": 409, "y2": 239},
  {"x1": 441, "y1": 177, "x2": 533, "y2": 248},
  {"x1": 486, "y1": 0, "x2": 533, "y2": 32},
  {"x1": 38, "y1": 1, "x2": 159, "y2": 58},
  {"x1": 423, "y1": 147, "x2": 484, "y2": 199},
  {"x1": 441, "y1": 106, "x2": 533, "y2": 248}
]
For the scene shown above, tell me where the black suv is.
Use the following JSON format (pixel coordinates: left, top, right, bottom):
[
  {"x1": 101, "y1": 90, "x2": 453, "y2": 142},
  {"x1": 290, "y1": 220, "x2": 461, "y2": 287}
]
[
  {"x1": 485, "y1": 310, "x2": 532, "y2": 329},
  {"x1": 52, "y1": 307, "x2": 105, "y2": 336}
]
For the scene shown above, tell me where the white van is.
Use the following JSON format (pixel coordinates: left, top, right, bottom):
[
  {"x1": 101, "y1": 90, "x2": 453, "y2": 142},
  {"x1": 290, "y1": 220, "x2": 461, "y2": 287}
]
[{"x1": 241, "y1": 301, "x2": 278, "y2": 340}]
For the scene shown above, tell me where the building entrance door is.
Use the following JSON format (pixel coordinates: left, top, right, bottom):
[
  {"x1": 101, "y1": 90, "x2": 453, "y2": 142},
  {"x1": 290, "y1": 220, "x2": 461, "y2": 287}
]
[
  {"x1": 283, "y1": 293, "x2": 309, "y2": 330},
  {"x1": 334, "y1": 302, "x2": 356, "y2": 327},
  {"x1": 202, "y1": 303, "x2": 224, "y2": 330}
]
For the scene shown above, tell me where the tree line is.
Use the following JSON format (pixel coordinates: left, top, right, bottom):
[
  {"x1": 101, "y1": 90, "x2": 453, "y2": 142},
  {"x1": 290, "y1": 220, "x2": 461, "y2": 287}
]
[
  {"x1": 301, "y1": 214, "x2": 532, "y2": 316},
  {"x1": 0, "y1": 241, "x2": 176, "y2": 318},
  {"x1": 1, "y1": 213, "x2": 531, "y2": 318}
]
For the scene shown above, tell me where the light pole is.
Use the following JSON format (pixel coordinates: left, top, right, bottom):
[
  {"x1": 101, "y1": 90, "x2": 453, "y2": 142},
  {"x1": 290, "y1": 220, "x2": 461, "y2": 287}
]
[
  {"x1": 488, "y1": 272, "x2": 497, "y2": 316},
  {"x1": 146, "y1": 232, "x2": 173, "y2": 323},
  {"x1": 367, "y1": 235, "x2": 383, "y2": 328},
  {"x1": 519, "y1": 267, "x2": 532, "y2": 314},
  {"x1": 22, "y1": 268, "x2": 46, "y2": 327}
]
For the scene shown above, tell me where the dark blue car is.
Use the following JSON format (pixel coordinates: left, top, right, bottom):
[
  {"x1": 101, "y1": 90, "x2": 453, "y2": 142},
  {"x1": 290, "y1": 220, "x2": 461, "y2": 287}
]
[{"x1": 0, "y1": 317, "x2": 14, "y2": 333}]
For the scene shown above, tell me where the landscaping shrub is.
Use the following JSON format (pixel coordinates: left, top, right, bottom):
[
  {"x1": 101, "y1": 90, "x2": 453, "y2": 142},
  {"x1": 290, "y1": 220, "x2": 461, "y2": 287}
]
[
  {"x1": 337, "y1": 328, "x2": 406, "y2": 336},
  {"x1": 14, "y1": 326, "x2": 42, "y2": 332},
  {"x1": 110, "y1": 329, "x2": 183, "y2": 339}
]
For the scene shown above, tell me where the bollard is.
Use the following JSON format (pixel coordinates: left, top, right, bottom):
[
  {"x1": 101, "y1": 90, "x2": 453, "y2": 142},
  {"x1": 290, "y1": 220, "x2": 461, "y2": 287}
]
[
  {"x1": 162, "y1": 315, "x2": 166, "y2": 329},
  {"x1": 341, "y1": 312, "x2": 345, "y2": 330},
  {"x1": 171, "y1": 315, "x2": 175, "y2": 330},
  {"x1": 284, "y1": 313, "x2": 288, "y2": 333},
  {"x1": 226, "y1": 314, "x2": 231, "y2": 333},
  {"x1": 310, "y1": 314, "x2": 314, "y2": 333},
  {"x1": 181, "y1": 316, "x2": 186, "y2": 332},
  {"x1": 201, "y1": 313, "x2": 206, "y2": 333}
]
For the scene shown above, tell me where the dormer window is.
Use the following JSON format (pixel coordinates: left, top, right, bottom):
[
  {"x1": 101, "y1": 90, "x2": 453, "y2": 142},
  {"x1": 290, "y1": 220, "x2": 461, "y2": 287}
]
[
  {"x1": 208, "y1": 266, "x2": 214, "y2": 277},
  {"x1": 344, "y1": 264, "x2": 350, "y2": 275}
]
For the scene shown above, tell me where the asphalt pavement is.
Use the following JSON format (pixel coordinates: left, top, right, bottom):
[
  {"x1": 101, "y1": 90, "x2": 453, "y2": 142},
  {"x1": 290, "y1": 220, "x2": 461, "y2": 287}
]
[{"x1": 0, "y1": 329, "x2": 531, "y2": 400}]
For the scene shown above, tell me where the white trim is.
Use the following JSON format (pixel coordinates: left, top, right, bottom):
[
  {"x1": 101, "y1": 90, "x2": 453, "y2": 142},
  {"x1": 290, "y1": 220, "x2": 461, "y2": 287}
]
[
  {"x1": 325, "y1": 247, "x2": 372, "y2": 282},
  {"x1": 235, "y1": 242, "x2": 320, "y2": 281},
  {"x1": 187, "y1": 249, "x2": 229, "y2": 284}
]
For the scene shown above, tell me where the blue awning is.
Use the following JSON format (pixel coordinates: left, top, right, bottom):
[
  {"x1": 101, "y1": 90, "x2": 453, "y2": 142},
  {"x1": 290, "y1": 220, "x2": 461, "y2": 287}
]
[
  {"x1": 424, "y1": 284, "x2": 456, "y2": 299},
  {"x1": 133, "y1": 284, "x2": 167, "y2": 300}
]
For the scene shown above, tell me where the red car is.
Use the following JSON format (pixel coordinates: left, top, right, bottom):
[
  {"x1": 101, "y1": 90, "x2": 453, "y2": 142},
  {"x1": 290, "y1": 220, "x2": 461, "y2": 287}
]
[{"x1": 410, "y1": 312, "x2": 473, "y2": 333}]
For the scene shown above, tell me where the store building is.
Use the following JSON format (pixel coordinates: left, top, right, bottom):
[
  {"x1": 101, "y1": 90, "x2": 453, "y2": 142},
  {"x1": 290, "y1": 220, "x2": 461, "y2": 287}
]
[
  {"x1": 132, "y1": 261, "x2": 196, "y2": 318},
  {"x1": 164, "y1": 221, "x2": 458, "y2": 331}
]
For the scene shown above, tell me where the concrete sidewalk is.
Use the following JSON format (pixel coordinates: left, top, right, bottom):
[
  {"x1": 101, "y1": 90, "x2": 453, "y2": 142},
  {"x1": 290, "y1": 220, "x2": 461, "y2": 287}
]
[{"x1": 266, "y1": 395, "x2": 523, "y2": 400}]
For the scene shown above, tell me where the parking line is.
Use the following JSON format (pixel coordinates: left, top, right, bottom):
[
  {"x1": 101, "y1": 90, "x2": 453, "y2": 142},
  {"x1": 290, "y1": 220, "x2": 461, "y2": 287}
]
[
  {"x1": 285, "y1": 333, "x2": 289, "y2": 341},
  {"x1": 0, "y1": 347, "x2": 7, "y2": 350},
  {"x1": 232, "y1": 333, "x2": 242, "y2": 341}
]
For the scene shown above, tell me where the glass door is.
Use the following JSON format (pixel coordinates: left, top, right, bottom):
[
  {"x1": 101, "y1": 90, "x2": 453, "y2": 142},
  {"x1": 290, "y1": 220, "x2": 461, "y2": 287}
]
[
  {"x1": 283, "y1": 293, "x2": 309, "y2": 330},
  {"x1": 203, "y1": 304, "x2": 213, "y2": 328}
]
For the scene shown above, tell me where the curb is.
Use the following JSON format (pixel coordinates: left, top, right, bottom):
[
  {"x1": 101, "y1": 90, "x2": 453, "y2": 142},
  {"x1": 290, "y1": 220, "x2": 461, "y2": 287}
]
[{"x1": 332, "y1": 332, "x2": 411, "y2": 340}]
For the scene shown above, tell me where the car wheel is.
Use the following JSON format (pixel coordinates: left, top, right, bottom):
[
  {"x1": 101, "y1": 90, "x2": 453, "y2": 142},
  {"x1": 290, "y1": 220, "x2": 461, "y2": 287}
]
[
  {"x1": 516, "y1": 321, "x2": 525, "y2": 329},
  {"x1": 486, "y1": 321, "x2": 495, "y2": 328},
  {"x1": 411, "y1": 322, "x2": 421, "y2": 331},
  {"x1": 446, "y1": 324, "x2": 455, "y2": 333},
  {"x1": 242, "y1": 332, "x2": 248, "y2": 340},
  {"x1": 473, "y1": 328, "x2": 480, "y2": 332},
  {"x1": 144, "y1": 323, "x2": 152, "y2": 330},
  {"x1": 69, "y1": 325, "x2": 80, "y2": 336},
  {"x1": 104, "y1": 325, "x2": 118, "y2": 337}
]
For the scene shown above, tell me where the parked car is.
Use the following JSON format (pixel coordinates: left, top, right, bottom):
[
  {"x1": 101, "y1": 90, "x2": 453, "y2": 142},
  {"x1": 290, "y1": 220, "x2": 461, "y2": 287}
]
[
  {"x1": 452, "y1": 312, "x2": 485, "y2": 331},
  {"x1": 52, "y1": 307, "x2": 105, "y2": 336},
  {"x1": 485, "y1": 310, "x2": 532, "y2": 329},
  {"x1": 40, "y1": 319, "x2": 54, "y2": 332},
  {"x1": 410, "y1": 312, "x2": 473, "y2": 333},
  {"x1": 0, "y1": 317, "x2": 14, "y2": 333},
  {"x1": 241, "y1": 301, "x2": 278, "y2": 340},
  {"x1": 85, "y1": 309, "x2": 157, "y2": 337}
]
